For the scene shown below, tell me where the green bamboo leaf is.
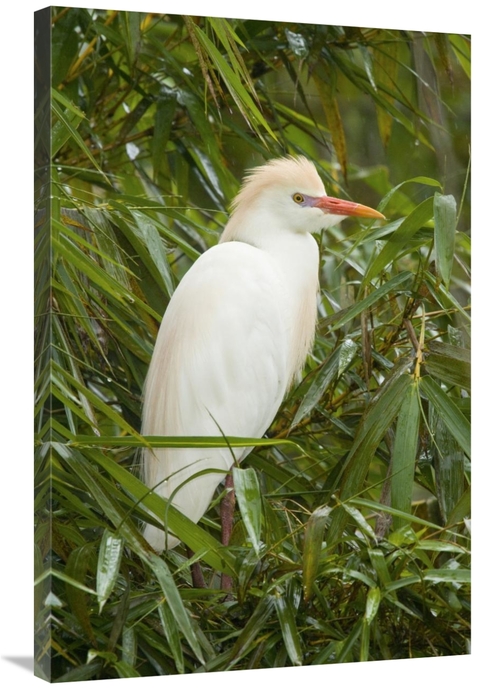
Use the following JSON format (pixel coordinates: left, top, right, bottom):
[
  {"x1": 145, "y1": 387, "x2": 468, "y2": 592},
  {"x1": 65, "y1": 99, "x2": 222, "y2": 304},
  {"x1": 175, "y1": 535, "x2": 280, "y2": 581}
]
[
  {"x1": 434, "y1": 412, "x2": 466, "y2": 524},
  {"x1": 87, "y1": 18, "x2": 126, "y2": 48},
  {"x1": 360, "y1": 44, "x2": 377, "y2": 91},
  {"x1": 121, "y1": 627, "x2": 136, "y2": 668},
  {"x1": 363, "y1": 197, "x2": 435, "y2": 284},
  {"x1": 434, "y1": 193, "x2": 457, "y2": 288},
  {"x1": 147, "y1": 553, "x2": 206, "y2": 665},
  {"x1": 360, "y1": 586, "x2": 381, "y2": 661},
  {"x1": 69, "y1": 434, "x2": 303, "y2": 452},
  {"x1": 52, "y1": 316, "x2": 101, "y2": 431},
  {"x1": 368, "y1": 549, "x2": 392, "y2": 587},
  {"x1": 78, "y1": 208, "x2": 135, "y2": 286},
  {"x1": 378, "y1": 177, "x2": 442, "y2": 213},
  {"x1": 233, "y1": 467, "x2": 262, "y2": 553},
  {"x1": 193, "y1": 24, "x2": 277, "y2": 142},
  {"x1": 391, "y1": 381, "x2": 420, "y2": 529},
  {"x1": 110, "y1": 204, "x2": 201, "y2": 262},
  {"x1": 56, "y1": 215, "x2": 134, "y2": 285},
  {"x1": 158, "y1": 601, "x2": 185, "y2": 673},
  {"x1": 53, "y1": 234, "x2": 159, "y2": 319},
  {"x1": 51, "y1": 90, "x2": 108, "y2": 180},
  {"x1": 414, "y1": 540, "x2": 469, "y2": 555},
  {"x1": 35, "y1": 567, "x2": 97, "y2": 595},
  {"x1": 425, "y1": 341, "x2": 471, "y2": 391},
  {"x1": 337, "y1": 618, "x2": 363, "y2": 663},
  {"x1": 80, "y1": 446, "x2": 235, "y2": 572},
  {"x1": 449, "y1": 35, "x2": 471, "y2": 78},
  {"x1": 112, "y1": 661, "x2": 141, "y2": 679},
  {"x1": 302, "y1": 506, "x2": 331, "y2": 601},
  {"x1": 340, "y1": 503, "x2": 377, "y2": 542},
  {"x1": 120, "y1": 9, "x2": 141, "y2": 67},
  {"x1": 51, "y1": 101, "x2": 84, "y2": 157},
  {"x1": 87, "y1": 650, "x2": 117, "y2": 665},
  {"x1": 208, "y1": 17, "x2": 259, "y2": 102},
  {"x1": 56, "y1": 446, "x2": 149, "y2": 548},
  {"x1": 293, "y1": 338, "x2": 358, "y2": 426},
  {"x1": 328, "y1": 367, "x2": 412, "y2": 542},
  {"x1": 364, "y1": 586, "x2": 381, "y2": 624},
  {"x1": 312, "y1": 68, "x2": 348, "y2": 178},
  {"x1": 249, "y1": 454, "x2": 311, "y2": 497},
  {"x1": 53, "y1": 660, "x2": 104, "y2": 683},
  {"x1": 274, "y1": 101, "x2": 328, "y2": 133},
  {"x1": 96, "y1": 529, "x2": 124, "y2": 613},
  {"x1": 130, "y1": 210, "x2": 175, "y2": 297},
  {"x1": 51, "y1": 361, "x2": 140, "y2": 437},
  {"x1": 57, "y1": 446, "x2": 208, "y2": 664},
  {"x1": 285, "y1": 28, "x2": 309, "y2": 59},
  {"x1": 421, "y1": 272, "x2": 470, "y2": 325},
  {"x1": 227, "y1": 596, "x2": 275, "y2": 666},
  {"x1": 65, "y1": 543, "x2": 97, "y2": 643},
  {"x1": 274, "y1": 591, "x2": 303, "y2": 666},
  {"x1": 360, "y1": 621, "x2": 370, "y2": 662},
  {"x1": 331, "y1": 271, "x2": 413, "y2": 330},
  {"x1": 34, "y1": 544, "x2": 45, "y2": 618},
  {"x1": 350, "y1": 497, "x2": 444, "y2": 531},
  {"x1": 423, "y1": 568, "x2": 470, "y2": 584},
  {"x1": 420, "y1": 377, "x2": 471, "y2": 457},
  {"x1": 329, "y1": 49, "x2": 434, "y2": 150},
  {"x1": 152, "y1": 95, "x2": 177, "y2": 182},
  {"x1": 447, "y1": 485, "x2": 471, "y2": 528}
]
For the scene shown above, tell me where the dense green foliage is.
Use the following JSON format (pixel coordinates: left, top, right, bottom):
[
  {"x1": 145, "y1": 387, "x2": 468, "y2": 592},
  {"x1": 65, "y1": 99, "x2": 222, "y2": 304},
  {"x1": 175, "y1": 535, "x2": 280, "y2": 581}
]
[{"x1": 35, "y1": 8, "x2": 471, "y2": 681}]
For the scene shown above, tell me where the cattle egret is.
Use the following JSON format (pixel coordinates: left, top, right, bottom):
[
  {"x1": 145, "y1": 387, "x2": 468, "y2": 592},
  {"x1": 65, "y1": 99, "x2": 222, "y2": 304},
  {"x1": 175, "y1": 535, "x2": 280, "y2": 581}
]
[{"x1": 142, "y1": 156, "x2": 384, "y2": 551}]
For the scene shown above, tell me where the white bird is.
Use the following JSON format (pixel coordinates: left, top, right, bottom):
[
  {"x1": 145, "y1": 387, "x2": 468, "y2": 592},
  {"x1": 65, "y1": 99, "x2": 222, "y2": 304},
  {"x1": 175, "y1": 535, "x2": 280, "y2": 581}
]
[{"x1": 142, "y1": 156, "x2": 384, "y2": 551}]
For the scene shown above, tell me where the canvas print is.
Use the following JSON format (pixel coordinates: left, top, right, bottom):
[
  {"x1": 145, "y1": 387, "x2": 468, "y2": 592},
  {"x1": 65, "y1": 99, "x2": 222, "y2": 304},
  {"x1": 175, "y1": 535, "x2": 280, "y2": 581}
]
[{"x1": 34, "y1": 6, "x2": 471, "y2": 682}]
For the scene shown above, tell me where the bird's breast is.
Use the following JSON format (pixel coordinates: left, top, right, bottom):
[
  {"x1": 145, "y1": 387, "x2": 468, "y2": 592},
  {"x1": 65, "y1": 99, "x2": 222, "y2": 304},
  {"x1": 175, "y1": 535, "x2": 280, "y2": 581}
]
[{"x1": 255, "y1": 232, "x2": 320, "y2": 388}]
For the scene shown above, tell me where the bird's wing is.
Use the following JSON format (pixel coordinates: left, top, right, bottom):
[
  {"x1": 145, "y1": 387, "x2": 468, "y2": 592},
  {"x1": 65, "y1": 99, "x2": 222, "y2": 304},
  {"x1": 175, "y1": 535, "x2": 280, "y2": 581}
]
[{"x1": 142, "y1": 241, "x2": 290, "y2": 548}]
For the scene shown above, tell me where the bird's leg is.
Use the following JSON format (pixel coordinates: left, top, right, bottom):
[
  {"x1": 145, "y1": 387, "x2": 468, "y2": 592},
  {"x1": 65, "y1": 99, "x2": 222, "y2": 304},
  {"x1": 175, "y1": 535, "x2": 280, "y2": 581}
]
[
  {"x1": 186, "y1": 548, "x2": 206, "y2": 589},
  {"x1": 220, "y1": 471, "x2": 235, "y2": 591}
]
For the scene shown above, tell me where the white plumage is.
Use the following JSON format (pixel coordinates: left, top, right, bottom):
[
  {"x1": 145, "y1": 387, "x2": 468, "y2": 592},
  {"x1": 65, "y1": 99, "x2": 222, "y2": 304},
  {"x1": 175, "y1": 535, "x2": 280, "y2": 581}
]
[{"x1": 142, "y1": 156, "x2": 383, "y2": 550}]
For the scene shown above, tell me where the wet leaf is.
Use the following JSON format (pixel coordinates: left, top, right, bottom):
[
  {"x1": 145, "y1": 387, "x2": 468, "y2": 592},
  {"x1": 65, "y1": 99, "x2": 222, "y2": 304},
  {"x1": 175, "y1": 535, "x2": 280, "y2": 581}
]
[
  {"x1": 293, "y1": 338, "x2": 358, "y2": 426},
  {"x1": 332, "y1": 272, "x2": 413, "y2": 330},
  {"x1": 274, "y1": 590, "x2": 303, "y2": 665},
  {"x1": 228, "y1": 596, "x2": 275, "y2": 666},
  {"x1": 420, "y1": 377, "x2": 470, "y2": 457},
  {"x1": 302, "y1": 506, "x2": 331, "y2": 600},
  {"x1": 285, "y1": 28, "x2": 309, "y2": 59},
  {"x1": 96, "y1": 530, "x2": 124, "y2": 613},
  {"x1": 423, "y1": 568, "x2": 470, "y2": 584},
  {"x1": 425, "y1": 342, "x2": 470, "y2": 391},
  {"x1": 433, "y1": 413, "x2": 466, "y2": 524},
  {"x1": 364, "y1": 586, "x2": 381, "y2": 624},
  {"x1": 130, "y1": 210, "x2": 176, "y2": 297},
  {"x1": 233, "y1": 466, "x2": 262, "y2": 553},
  {"x1": 192, "y1": 24, "x2": 278, "y2": 143},
  {"x1": 113, "y1": 660, "x2": 141, "y2": 679},
  {"x1": 158, "y1": 600, "x2": 185, "y2": 673},
  {"x1": 434, "y1": 193, "x2": 457, "y2": 289},
  {"x1": 391, "y1": 381, "x2": 420, "y2": 529},
  {"x1": 363, "y1": 196, "x2": 435, "y2": 284},
  {"x1": 65, "y1": 543, "x2": 97, "y2": 644},
  {"x1": 83, "y1": 445, "x2": 235, "y2": 572},
  {"x1": 328, "y1": 367, "x2": 412, "y2": 542}
]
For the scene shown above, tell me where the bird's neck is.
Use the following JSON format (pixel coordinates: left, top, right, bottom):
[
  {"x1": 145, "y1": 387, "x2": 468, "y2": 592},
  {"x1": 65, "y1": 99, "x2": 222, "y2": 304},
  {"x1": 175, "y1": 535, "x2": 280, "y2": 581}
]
[{"x1": 220, "y1": 212, "x2": 320, "y2": 388}]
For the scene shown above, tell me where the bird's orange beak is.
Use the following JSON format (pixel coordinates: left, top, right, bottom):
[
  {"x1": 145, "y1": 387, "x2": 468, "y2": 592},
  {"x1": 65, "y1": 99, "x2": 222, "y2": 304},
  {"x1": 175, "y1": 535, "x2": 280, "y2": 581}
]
[{"x1": 314, "y1": 196, "x2": 385, "y2": 220}]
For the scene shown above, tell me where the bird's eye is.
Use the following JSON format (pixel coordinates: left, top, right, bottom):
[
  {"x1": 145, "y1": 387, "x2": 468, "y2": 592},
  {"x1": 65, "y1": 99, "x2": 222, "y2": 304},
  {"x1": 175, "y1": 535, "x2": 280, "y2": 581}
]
[{"x1": 293, "y1": 193, "x2": 305, "y2": 204}]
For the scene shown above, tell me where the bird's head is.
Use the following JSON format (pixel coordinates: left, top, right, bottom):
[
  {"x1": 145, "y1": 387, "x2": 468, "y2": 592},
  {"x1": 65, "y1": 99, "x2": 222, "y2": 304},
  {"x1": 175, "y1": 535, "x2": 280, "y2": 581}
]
[{"x1": 221, "y1": 156, "x2": 384, "y2": 242}]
